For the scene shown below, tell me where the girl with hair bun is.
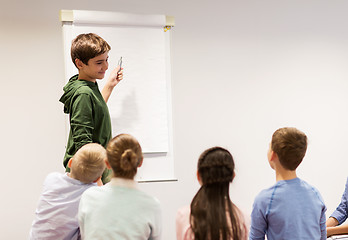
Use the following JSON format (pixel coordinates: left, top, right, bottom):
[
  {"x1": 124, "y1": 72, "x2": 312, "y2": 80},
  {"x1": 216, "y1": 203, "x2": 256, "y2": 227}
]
[
  {"x1": 176, "y1": 147, "x2": 248, "y2": 240},
  {"x1": 78, "y1": 134, "x2": 162, "y2": 240}
]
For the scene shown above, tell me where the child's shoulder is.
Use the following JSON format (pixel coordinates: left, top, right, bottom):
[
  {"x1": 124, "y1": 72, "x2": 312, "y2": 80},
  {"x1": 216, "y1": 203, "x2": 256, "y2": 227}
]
[
  {"x1": 125, "y1": 187, "x2": 161, "y2": 210},
  {"x1": 41, "y1": 172, "x2": 68, "y2": 191},
  {"x1": 296, "y1": 178, "x2": 321, "y2": 194},
  {"x1": 73, "y1": 81, "x2": 96, "y2": 95},
  {"x1": 177, "y1": 205, "x2": 190, "y2": 217},
  {"x1": 80, "y1": 185, "x2": 103, "y2": 200},
  {"x1": 256, "y1": 182, "x2": 280, "y2": 198},
  {"x1": 254, "y1": 179, "x2": 299, "y2": 203},
  {"x1": 135, "y1": 188, "x2": 161, "y2": 205},
  {"x1": 44, "y1": 172, "x2": 65, "y2": 184},
  {"x1": 298, "y1": 178, "x2": 326, "y2": 203},
  {"x1": 64, "y1": 76, "x2": 97, "y2": 96}
]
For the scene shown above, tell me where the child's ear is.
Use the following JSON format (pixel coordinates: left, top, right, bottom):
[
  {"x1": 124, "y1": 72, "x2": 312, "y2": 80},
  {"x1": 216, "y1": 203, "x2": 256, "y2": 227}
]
[
  {"x1": 94, "y1": 176, "x2": 103, "y2": 186},
  {"x1": 75, "y1": 58, "x2": 84, "y2": 69},
  {"x1": 67, "y1": 158, "x2": 73, "y2": 168},
  {"x1": 268, "y1": 151, "x2": 279, "y2": 169},
  {"x1": 197, "y1": 171, "x2": 203, "y2": 186},
  {"x1": 105, "y1": 160, "x2": 111, "y2": 169},
  {"x1": 138, "y1": 157, "x2": 143, "y2": 168},
  {"x1": 270, "y1": 151, "x2": 278, "y2": 161}
]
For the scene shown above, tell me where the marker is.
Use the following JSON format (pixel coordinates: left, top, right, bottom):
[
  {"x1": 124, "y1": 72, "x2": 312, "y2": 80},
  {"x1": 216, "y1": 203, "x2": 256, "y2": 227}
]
[{"x1": 118, "y1": 56, "x2": 122, "y2": 73}]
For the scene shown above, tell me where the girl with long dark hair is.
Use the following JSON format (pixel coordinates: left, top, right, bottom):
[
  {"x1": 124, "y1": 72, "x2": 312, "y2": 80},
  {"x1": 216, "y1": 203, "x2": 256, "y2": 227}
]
[{"x1": 176, "y1": 147, "x2": 248, "y2": 240}]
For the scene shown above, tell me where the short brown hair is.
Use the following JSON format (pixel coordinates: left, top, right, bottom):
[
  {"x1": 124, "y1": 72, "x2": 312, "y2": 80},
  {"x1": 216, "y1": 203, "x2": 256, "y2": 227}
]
[
  {"x1": 70, "y1": 143, "x2": 107, "y2": 183},
  {"x1": 271, "y1": 127, "x2": 307, "y2": 170},
  {"x1": 71, "y1": 33, "x2": 111, "y2": 67},
  {"x1": 106, "y1": 134, "x2": 143, "y2": 179}
]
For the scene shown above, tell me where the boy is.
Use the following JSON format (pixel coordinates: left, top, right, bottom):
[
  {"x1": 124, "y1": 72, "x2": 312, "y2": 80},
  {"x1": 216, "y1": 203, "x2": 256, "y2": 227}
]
[
  {"x1": 29, "y1": 143, "x2": 107, "y2": 240},
  {"x1": 249, "y1": 127, "x2": 327, "y2": 240},
  {"x1": 59, "y1": 33, "x2": 123, "y2": 183}
]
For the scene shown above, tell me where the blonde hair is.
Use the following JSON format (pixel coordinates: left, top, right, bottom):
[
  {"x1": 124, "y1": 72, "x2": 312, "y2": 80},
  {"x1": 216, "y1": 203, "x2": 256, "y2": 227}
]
[
  {"x1": 106, "y1": 134, "x2": 143, "y2": 179},
  {"x1": 70, "y1": 143, "x2": 106, "y2": 183}
]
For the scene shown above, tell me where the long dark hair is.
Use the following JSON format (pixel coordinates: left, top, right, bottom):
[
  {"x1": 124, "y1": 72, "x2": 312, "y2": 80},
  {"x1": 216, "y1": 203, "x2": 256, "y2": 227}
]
[{"x1": 190, "y1": 147, "x2": 242, "y2": 240}]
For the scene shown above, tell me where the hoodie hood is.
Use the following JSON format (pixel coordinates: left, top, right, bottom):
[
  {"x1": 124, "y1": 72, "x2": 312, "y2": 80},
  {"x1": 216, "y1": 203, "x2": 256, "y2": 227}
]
[{"x1": 59, "y1": 74, "x2": 98, "y2": 114}]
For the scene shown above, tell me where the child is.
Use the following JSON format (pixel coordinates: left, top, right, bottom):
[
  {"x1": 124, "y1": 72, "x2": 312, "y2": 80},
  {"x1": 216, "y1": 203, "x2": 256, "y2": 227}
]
[
  {"x1": 59, "y1": 33, "x2": 123, "y2": 184},
  {"x1": 176, "y1": 147, "x2": 248, "y2": 240},
  {"x1": 29, "y1": 143, "x2": 106, "y2": 240},
  {"x1": 249, "y1": 127, "x2": 327, "y2": 240},
  {"x1": 78, "y1": 134, "x2": 162, "y2": 240},
  {"x1": 326, "y1": 177, "x2": 348, "y2": 237}
]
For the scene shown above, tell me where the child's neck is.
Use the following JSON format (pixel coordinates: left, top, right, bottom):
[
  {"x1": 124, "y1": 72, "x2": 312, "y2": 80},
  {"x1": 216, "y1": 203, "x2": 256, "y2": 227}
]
[
  {"x1": 67, "y1": 172, "x2": 77, "y2": 180},
  {"x1": 78, "y1": 72, "x2": 97, "y2": 83},
  {"x1": 275, "y1": 169, "x2": 297, "y2": 181}
]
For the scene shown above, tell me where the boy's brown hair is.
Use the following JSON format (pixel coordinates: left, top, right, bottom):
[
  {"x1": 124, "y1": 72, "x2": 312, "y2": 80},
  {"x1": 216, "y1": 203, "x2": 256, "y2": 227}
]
[
  {"x1": 271, "y1": 127, "x2": 307, "y2": 171},
  {"x1": 71, "y1": 33, "x2": 111, "y2": 67},
  {"x1": 70, "y1": 143, "x2": 106, "y2": 183}
]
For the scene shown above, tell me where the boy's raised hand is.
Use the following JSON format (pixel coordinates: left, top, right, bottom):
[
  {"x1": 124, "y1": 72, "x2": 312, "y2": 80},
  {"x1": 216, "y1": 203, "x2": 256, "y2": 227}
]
[
  {"x1": 102, "y1": 66, "x2": 124, "y2": 103},
  {"x1": 108, "y1": 66, "x2": 123, "y2": 88}
]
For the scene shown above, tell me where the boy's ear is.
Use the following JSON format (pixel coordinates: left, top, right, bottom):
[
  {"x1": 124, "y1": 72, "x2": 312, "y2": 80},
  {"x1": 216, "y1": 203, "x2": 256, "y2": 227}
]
[
  {"x1": 105, "y1": 159, "x2": 111, "y2": 169},
  {"x1": 67, "y1": 158, "x2": 73, "y2": 168},
  {"x1": 94, "y1": 176, "x2": 103, "y2": 186},
  {"x1": 75, "y1": 58, "x2": 84, "y2": 69},
  {"x1": 270, "y1": 151, "x2": 278, "y2": 162}
]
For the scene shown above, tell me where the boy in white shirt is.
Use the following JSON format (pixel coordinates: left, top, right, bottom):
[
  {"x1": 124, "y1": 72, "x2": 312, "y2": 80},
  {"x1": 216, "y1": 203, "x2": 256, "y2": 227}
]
[{"x1": 29, "y1": 143, "x2": 107, "y2": 240}]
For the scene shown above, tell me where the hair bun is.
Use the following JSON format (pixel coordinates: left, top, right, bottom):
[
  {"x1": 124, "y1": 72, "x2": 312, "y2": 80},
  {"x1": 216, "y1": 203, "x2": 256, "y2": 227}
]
[{"x1": 120, "y1": 149, "x2": 138, "y2": 171}]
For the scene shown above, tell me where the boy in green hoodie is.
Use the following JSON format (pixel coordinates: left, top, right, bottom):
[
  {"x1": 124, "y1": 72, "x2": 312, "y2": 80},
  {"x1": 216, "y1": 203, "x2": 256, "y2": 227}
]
[{"x1": 60, "y1": 33, "x2": 123, "y2": 183}]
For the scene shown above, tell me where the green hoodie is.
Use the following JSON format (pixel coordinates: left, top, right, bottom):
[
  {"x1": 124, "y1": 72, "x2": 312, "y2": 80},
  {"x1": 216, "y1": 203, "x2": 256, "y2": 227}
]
[{"x1": 59, "y1": 74, "x2": 112, "y2": 182}]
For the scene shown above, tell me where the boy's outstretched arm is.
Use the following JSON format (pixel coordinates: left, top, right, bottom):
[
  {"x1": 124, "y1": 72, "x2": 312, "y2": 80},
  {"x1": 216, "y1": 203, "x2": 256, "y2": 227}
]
[{"x1": 102, "y1": 66, "x2": 123, "y2": 103}]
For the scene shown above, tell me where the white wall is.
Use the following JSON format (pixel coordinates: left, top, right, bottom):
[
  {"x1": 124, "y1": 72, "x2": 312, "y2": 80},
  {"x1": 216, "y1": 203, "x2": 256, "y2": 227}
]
[{"x1": 2, "y1": 0, "x2": 348, "y2": 239}]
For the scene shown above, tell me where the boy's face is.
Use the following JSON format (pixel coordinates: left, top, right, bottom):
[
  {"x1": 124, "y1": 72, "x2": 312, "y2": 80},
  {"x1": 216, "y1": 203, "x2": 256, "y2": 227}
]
[{"x1": 77, "y1": 52, "x2": 109, "y2": 82}]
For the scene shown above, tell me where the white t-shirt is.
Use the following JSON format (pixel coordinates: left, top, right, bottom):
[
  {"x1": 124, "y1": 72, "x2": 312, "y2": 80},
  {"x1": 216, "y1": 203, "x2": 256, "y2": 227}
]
[{"x1": 29, "y1": 172, "x2": 97, "y2": 240}]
